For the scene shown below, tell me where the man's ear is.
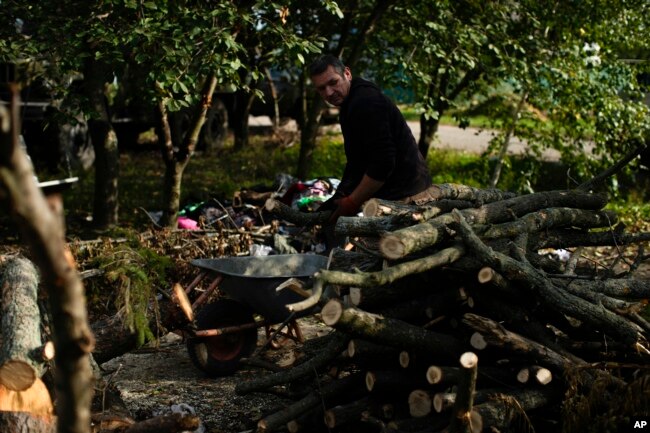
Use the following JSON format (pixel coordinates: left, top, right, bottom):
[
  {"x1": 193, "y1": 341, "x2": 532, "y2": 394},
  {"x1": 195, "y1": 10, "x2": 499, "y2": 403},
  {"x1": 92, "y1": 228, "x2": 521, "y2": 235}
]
[{"x1": 344, "y1": 67, "x2": 352, "y2": 80}]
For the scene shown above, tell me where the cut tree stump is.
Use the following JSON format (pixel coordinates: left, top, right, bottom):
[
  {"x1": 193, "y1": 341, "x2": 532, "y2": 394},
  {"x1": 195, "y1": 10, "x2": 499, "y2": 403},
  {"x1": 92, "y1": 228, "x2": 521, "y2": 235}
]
[{"x1": 0, "y1": 256, "x2": 47, "y2": 391}]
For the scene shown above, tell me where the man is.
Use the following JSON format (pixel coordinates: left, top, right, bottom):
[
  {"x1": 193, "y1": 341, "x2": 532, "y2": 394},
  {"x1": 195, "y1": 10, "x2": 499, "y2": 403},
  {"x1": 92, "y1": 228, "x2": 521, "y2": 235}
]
[{"x1": 309, "y1": 54, "x2": 433, "y2": 223}]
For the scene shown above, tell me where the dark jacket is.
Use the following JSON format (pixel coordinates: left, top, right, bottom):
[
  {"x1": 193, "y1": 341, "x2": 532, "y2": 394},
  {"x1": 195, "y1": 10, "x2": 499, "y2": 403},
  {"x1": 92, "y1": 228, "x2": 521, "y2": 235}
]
[{"x1": 336, "y1": 78, "x2": 431, "y2": 200}]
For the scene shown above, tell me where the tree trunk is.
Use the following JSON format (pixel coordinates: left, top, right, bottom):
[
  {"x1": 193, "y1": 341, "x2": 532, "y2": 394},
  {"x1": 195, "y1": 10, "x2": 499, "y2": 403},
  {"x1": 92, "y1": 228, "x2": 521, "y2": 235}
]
[
  {"x1": 232, "y1": 89, "x2": 255, "y2": 150},
  {"x1": 84, "y1": 58, "x2": 119, "y2": 229},
  {"x1": 157, "y1": 75, "x2": 218, "y2": 227},
  {"x1": 418, "y1": 113, "x2": 440, "y2": 159}
]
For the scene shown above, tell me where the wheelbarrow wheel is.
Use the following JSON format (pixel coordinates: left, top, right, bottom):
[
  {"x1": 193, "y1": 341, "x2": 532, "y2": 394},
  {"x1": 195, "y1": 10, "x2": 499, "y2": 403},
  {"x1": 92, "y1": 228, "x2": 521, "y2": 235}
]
[{"x1": 186, "y1": 299, "x2": 258, "y2": 376}]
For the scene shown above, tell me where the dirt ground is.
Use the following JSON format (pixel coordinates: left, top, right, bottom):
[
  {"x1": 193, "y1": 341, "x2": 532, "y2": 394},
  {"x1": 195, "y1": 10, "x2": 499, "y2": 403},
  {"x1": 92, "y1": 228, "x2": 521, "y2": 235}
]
[{"x1": 99, "y1": 315, "x2": 332, "y2": 433}]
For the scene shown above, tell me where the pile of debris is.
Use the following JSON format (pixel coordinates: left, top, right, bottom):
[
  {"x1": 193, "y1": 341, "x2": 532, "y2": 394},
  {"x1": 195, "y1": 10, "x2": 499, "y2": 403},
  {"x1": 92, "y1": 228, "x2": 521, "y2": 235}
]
[{"x1": 233, "y1": 183, "x2": 650, "y2": 433}]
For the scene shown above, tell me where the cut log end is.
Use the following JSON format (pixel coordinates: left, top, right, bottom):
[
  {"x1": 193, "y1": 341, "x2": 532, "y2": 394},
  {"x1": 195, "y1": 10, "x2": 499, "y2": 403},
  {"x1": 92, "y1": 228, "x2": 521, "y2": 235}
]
[
  {"x1": 264, "y1": 198, "x2": 278, "y2": 212},
  {"x1": 477, "y1": 267, "x2": 496, "y2": 284},
  {"x1": 470, "y1": 332, "x2": 488, "y2": 350},
  {"x1": 426, "y1": 366, "x2": 443, "y2": 385},
  {"x1": 379, "y1": 235, "x2": 405, "y2": 260},
  {"x1": 408, "y1": 389, "x2": 432, "y2": 418},
  {"x1": 0, "y1": 360, "x2": 37, "y2": 391},
  {"x1": 321, "y1": 299, "x2": 344, "y2": 326},
  {"x1": 349, "y1": 287, "x2": 362, "y2": 306},
  {"x1": 362, "y1": 199, "x2": 381, "y2": 217},
  {"x1": 460, "y1": 352, "x2": 479, "y2": 369},
  {"x1": 399, "y1": 351, "x2": 410, "y2": 368},
  {"x1": 365, "y1": 371, "x2": 376, "y2": 392},
  {"x1": 323, "y1": 411, "x2": 336, "y2": 429}
]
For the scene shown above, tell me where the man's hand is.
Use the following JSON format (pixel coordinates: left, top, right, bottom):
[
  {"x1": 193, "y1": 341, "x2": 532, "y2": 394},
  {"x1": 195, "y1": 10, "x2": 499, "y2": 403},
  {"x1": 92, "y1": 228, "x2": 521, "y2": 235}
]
[{"x1": 329, "y1": 196, "x2": 360, "y2": 223}]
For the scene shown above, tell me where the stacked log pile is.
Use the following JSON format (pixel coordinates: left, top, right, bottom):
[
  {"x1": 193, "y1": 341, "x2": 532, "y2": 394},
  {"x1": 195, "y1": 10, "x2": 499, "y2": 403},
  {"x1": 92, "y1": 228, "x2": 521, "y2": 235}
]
[{"x1": 236, "y1": 184, "x2": 650, "y2": 433}]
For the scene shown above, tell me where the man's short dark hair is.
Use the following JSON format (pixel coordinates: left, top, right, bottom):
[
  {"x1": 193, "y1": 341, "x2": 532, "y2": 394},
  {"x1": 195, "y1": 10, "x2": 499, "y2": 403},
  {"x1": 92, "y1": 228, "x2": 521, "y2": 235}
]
[{"x1": 309, "y1": 54, "x2": 346, "y2": 76}]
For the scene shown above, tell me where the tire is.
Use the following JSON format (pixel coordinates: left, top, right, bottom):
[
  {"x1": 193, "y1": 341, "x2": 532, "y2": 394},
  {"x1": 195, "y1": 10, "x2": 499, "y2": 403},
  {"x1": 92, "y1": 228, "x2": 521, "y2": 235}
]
[{"x1": 186, "y1": 299, "x2": 258, "y2": 376}]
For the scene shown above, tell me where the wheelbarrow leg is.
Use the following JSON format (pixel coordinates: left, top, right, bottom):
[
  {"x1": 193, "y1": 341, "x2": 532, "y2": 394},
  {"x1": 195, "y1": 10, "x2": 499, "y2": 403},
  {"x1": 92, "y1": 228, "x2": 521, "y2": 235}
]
[{"x1": 255, "y1": 312, "x2": 304, "y2": 356}]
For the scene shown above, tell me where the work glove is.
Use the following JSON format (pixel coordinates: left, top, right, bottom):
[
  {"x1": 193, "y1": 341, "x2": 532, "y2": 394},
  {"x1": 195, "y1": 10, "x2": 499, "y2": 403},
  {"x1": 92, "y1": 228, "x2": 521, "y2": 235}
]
[{"x1": 329, "y1": 196, "x2": 360, "y2": 223}]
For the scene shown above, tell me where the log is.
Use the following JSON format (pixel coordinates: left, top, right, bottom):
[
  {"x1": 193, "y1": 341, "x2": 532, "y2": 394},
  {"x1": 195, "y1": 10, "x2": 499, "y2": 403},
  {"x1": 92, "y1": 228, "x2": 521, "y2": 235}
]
[
  {"x1": 363, "y1": 198, "x2": 476, "y2": 224},
  {"x1": 472, "y1": 388, "x2": 556, "y2": 432},
  {"x1": 323, "y1": 395, "x2": 375, "y2": 428},
  {"x1": 321, "y1": 299, "x2": 466, "y2": 363},
  {"x1": 365, "y1": 370, "x2": 431, "y2": 394},
  {"x1": 427, "y1": 183, "x2": 517, "y2": 203},
  {"x1": 554, "y1": 278, "x2": 650, "y2": 299},
  {"x1": 257, "y1": 373, "x2": 364, "y2": 433},
  {"x1": 235, "y1": 332, "x2": 349, "y2": 395},
  {"x1": 452, "y1": 209, "x2": 645, "y2": 347},
  {"x1": 379, "y1": 190, "x2": 608, "y2": 259},
  {"x1": 432, "y1": 388, "x2": 504, "y2": 413},
  {"x1": 479, "y1": 208, "x2": 617, "y2": 240},
  {"x1": 346, "y1": 339, "x2": 401, "y2": 368},
  {"x1": 264, "y1": 198, "x2": 330, "y2": 226},
  {"x1": 462, "y1": 313, "x2": 590, "y2": 374},
  {"x1": 318, "y1": 244, "x2": 464, "y2": 288},
  {"x1": 533, "y1": 228, "x2": 650, "y2": 250},
  {"x1": 0, "y1": 256, "x2": 45, "y2": 391},
  {"x1": 448, "y1": 352, "x2": 479, "y2": 433}
]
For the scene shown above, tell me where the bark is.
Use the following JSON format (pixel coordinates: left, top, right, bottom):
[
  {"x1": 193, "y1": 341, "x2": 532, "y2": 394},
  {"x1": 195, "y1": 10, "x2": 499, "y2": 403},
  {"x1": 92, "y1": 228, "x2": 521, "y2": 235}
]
[
  {"x1": 472, "y1": 388, "x2": 556, "y2": 432},
  {"x1": 365, "y1": 370, "x2": 431, "y2": 394},
  {"x1": 0, "y1": 88, "x2": 95, "y2": 433},
  {"x1": 323, "y1": 396, "x2": 375, "y2": 428},
  {"x1": 0, "y1": 257, "x2": 45, "y2": 391},
  {"x1": 321, "y1": 299, "x2": 466, "y2": 363},
  {"x1": 158, "y1": 74, "x2": 218, "y2": 227},
  {"x1": 427, "y1": 183, "x2": 517, "y2": 203},
  {"x1": 553, "y1": 277, "x2": 650, "y2": 299},
  {"x1": 533, "y1": 228, "x2": 650, "y2": 250},
  {"x1": 257, "y1": 373, "x2": 365, "y2": 433},
  {"x1": 362, "y1": 198, "x2": 474, "y2": 221},
  {"x1": 318, "y1": 244, "x2": 464, "y2": 288},
  {"x1": 448, "y1": 352, "x2": 478, "y2": 433},
  {"x1": 380, "y1": 190, "x2": 608, "y2": 259},
  {"x1": 83, "y1": 57, "x2": 119, "y2": 229},
  {"x1": 235, "y1": 332, "x2": 349, "y2": 395},
  {"x1": 0, "y1": 411, "x2": 55, "y2": 433},
  {"x1": 264, "y1": 198, "x2": 331, "y2": 227},
  {"x1": 452, "y1": 210, "x2": 644, "y2": 346},
  {"x1": 462, "y1": 313, "x2": 590, "y2": 375},
  {"x1": 480, "y1": 208, "x2": 618, "y2": 240}
]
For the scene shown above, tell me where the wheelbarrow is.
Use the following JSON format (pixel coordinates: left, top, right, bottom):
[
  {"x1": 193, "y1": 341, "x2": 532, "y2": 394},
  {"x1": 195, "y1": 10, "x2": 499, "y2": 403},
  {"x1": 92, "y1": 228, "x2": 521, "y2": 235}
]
[{"x1": 178, "y1": 254, "x2": 329, "y2": 376}]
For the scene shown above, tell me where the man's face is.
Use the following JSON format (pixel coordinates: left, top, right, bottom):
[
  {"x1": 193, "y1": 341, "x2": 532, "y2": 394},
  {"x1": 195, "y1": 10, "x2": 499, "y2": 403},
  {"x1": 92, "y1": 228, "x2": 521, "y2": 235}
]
[{"x1": 311, "y1": 65, "x2": 352, "y2": 107}]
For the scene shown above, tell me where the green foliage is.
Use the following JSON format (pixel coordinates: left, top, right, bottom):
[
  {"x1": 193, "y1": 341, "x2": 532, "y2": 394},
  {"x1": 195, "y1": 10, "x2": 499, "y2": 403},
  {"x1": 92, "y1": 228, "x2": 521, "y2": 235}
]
[{"x1": 91, "y1": 243, "x2": 173, "y2": 347}]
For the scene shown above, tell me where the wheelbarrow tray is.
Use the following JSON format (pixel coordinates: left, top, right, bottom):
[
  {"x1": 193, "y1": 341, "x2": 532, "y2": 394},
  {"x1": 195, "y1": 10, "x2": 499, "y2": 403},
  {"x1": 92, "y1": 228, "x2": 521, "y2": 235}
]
[{"x1": 191, "y1": 254, "x2": 328, "y2": 323}]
